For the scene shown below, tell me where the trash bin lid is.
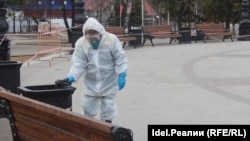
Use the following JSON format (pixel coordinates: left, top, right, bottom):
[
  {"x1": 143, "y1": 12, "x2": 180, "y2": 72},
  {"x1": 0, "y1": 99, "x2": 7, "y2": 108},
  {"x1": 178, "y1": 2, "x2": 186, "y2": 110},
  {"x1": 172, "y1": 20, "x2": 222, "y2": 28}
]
[{"x1": 0, "y1": 61, "x2": 22, "y2": 68}]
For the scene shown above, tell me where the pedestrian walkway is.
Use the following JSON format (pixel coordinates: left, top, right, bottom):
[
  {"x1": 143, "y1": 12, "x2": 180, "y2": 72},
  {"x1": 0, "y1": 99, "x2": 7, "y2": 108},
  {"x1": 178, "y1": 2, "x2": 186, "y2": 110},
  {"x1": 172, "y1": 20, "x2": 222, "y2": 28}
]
[{"x1": 10, "y1": 38, "x2": 250, "y2": 141}]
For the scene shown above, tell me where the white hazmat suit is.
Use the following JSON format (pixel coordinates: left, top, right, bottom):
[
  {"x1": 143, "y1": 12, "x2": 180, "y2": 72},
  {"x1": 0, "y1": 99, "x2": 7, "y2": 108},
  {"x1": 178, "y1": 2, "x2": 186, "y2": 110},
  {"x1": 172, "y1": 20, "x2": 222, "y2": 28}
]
[{"x1": 68, "y1": 17, "x2": 128, "y2": 121}]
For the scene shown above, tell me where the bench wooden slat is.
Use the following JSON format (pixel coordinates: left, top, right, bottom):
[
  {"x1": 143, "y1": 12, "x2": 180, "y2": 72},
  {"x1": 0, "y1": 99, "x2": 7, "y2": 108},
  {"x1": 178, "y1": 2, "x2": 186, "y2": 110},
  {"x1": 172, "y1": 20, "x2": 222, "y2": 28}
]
[
  {"x1": 9, "y1": 100, "x2": 111, "y2": 141},
  {"x1": 14, "y1": 113, "x2": 88, "y2": 141},
  {"x1": 18, "y1": 132, "x2": 40, "y2": 141},
  {"x1": 143, "y1": 25, "x2": 182, "y2": 46},
  {"x1": 195, "y1": 23, "x2": 233, "y2": 43}
]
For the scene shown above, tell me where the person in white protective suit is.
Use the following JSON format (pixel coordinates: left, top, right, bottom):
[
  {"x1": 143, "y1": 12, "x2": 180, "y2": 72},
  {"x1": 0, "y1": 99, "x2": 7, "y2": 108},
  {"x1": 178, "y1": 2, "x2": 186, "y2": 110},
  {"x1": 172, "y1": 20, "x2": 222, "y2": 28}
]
[{"x1": 65, "y1": 17, "x2": 128, "y2": 123}]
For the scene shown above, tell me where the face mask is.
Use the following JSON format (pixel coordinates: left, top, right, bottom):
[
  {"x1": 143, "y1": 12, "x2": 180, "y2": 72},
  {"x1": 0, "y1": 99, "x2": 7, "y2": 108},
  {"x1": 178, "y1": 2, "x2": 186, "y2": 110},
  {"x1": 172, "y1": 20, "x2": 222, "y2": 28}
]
[
  {"x1": 90, "y1": 40, "x2": 100, "y2": 49},
  {"x1": 86, "y1": 32, "x2": 101, "y2": 49}
]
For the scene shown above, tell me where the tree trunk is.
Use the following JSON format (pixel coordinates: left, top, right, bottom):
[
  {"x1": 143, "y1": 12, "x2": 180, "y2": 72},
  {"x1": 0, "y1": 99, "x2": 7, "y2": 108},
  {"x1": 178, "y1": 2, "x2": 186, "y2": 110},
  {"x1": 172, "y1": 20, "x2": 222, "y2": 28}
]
[
  {"x1": 62, "y1": 1, "x2": 72, "y2": 43},
  {"x1": 71, "y1": 0, "x2": 75, "y2": 27},
  {"x1": 124, "y1": 0, "x2": 132, "y2": 33}
]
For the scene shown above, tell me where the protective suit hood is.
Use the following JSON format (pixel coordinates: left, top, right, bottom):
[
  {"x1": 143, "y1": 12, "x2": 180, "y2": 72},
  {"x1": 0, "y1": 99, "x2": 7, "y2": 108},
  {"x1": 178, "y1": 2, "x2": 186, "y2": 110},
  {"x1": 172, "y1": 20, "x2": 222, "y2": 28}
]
[{"x1": 82, "y1": 17, "x2": 105, "y2": 35}]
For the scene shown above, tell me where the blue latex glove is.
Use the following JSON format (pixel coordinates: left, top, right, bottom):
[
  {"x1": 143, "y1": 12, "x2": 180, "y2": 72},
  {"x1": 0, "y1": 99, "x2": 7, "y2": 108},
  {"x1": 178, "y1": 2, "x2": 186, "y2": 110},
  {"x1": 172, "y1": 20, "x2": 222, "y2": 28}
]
[
  {"x1": 66, "y1": 76, "x2": 75, "y2": 83},
  {"x1": 118, "y1": 73, "x2": 126, "y2": 91}
]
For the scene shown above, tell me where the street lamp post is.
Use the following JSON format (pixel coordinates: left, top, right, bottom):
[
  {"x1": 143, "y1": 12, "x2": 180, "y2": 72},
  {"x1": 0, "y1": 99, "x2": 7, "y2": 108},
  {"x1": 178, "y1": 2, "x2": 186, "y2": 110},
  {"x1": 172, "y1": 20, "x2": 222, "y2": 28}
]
[
  {"x1": 120, "y1": 0, "x2": 122, "y2": 27},
  {"x1": 141, "y1": 0, "x2": 144, "y2": 46},
  {"x1": 238, "y1": 0, "x2": 250, "y2": 40},
  {"x1": 0, "y1": 0, "x2": 10, "y2": 60},
  {"x1": 71, "y1": 0, "x2": 85, "y2": 50},
  {"x1": 38, "y1": 0, "x2": 47, "y2": 21},
  {"x1": 195, "y1": 0, "x2": 197, "y2": 23}
]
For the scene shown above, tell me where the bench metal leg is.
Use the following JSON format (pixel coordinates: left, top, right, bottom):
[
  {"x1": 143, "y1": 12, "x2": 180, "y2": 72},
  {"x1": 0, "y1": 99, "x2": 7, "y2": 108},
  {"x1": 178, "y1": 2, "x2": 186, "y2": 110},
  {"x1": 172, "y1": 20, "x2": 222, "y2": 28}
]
[
  {"x1": 178, "y1": 38, "x2": 182, "y2": 44},
  {"x1": 204, "y1": 36, "x2": 207, "y2": 43},
  {"x1": 123, "y1": 41, "x2": 126, "y2": 48},
  {"x1": 132, "y1": 41, "x2": 136, "y2": 49},
  {"x1": 143, "y1": 37, "x2": 147, "y2": 45},
  {"x1": 223, "y1": 35, "x2": 233, "y2": 42},
  {"x1": 169, "y1": 38, "x2": 173, "y2": 44},
  {"x1": 143, "y1": 35, "x2": 154, "y2": 46},
  {"x1": 149, "y1": 38, "x2": 154, "y2": 46},
  {"x1": 149, "y1": 36, "x2": 154, "y2": 46},
  {"x1": 230, "y1": 35, "x2": 233, "y2": 42}
]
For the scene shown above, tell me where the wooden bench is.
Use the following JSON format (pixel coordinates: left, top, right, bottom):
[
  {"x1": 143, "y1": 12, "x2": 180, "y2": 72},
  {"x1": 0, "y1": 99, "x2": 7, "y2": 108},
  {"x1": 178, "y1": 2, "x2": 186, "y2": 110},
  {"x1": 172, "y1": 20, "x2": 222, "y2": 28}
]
[
  {"x1": 143, "y1": 25, "x2": 182, "y2": 46},
  {"x1": 0, "y1": 87, "x2": 133, "y2": 141},
  {"x1": 105, "y1": 27, "x2": 137, "y2": 48},
  {"x1": 195, "y1": 23, "x2": 233, "y2": 43}
]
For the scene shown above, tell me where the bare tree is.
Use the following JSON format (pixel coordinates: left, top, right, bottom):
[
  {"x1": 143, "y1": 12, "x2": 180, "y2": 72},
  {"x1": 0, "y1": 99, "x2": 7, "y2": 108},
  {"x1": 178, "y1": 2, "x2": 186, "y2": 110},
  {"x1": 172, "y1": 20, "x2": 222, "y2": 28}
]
[
  {"x1": 124, "y1": 0, "x2": 132, "y2": 32},
  {"x1": 87, "y1": 0, "x2": 107, "y2": 23}
]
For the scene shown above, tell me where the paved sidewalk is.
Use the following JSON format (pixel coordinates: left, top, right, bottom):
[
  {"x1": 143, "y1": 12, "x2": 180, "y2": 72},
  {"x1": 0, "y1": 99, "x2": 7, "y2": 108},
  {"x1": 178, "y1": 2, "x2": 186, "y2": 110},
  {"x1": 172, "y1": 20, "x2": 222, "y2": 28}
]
[{"x1": 9, "y1": 37, "x2": 250, "y2": 141}]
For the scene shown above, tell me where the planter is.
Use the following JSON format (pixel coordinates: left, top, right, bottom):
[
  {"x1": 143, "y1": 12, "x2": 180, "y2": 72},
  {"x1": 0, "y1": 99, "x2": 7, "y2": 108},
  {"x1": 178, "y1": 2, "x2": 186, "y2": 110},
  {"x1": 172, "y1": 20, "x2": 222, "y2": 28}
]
[{"x1": 0, "y1": 61, "x2": 22, "y2": 93}]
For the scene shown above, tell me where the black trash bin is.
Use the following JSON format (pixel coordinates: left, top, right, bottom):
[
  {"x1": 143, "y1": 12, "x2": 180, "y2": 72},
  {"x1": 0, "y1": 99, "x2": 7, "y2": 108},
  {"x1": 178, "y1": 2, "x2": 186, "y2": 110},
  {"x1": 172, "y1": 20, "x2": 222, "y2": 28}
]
[
  {"x1": 0, "y1": 61, "x2": 22, "y2": 93},
  {"x1": 0, "y1": 39, "x2": 10, "y2": 61},
  {"x1": 129, "y1": 27, "x2": 142, "y2": 47},
  {"x1": 238, "y1": 21, "x2": 250, "y2": 41},
  {"x1": 179, "y1": 27, "x2": 192, "y2": 43},
  {"x1": 17, "y1": 84, "x2": 76, "y2": 109}
]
